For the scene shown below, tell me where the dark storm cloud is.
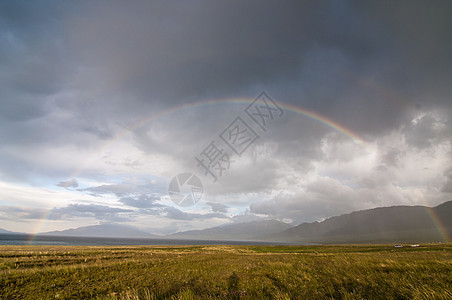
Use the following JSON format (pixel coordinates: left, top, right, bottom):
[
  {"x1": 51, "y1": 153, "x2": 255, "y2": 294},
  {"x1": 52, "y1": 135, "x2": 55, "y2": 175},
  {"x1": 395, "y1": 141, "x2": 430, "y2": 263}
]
[
  {"x1": 47, "y1": 204, "x2": 133, "y2": 222},
  {"x1": 403, "y1": 113, "x2": 450, "y2": 149},
  {"x1": 0, "y1": 204, "x2": 133, "y2": 222},
  {"x1": 0, "y1": 1, "x2": 73, "y2": 114},
  {"x1": 80, "y1": 184, "x2": 133, "y2": 198},
  {"x1": 1, "y1": 0, "x2": 451, "y2": 137},
  {"x1": 231, "y1": 210, "x2": 266, "y2": 224},
  {"x1": 0, "y1": 1, "x2": 117, "y2": 175},
  {"x1": 73, "y1": 0, "x2": 380, "y2": 110},
  {"x1": 59, "y1": 0, "x2": 450, "y2": 140},
  {"x1": 68, "y1": 1, "x2": 316, "y2": 102},
  {"x1": 250, "y1": 188, "x2": 359, "y2": 225},
  {"x1": 206, "y1": 202, "x2": 229, "y2": 214},
  {"x1": 80, "y1": 181, "x2": 168, "y2": 211},
  {"x1": 80, "y1": 181, "x2": 167, "y2": 198},
  {"x1": 57, "y1": 179, "x2": 79, "y2": 189},
  {"x1": 360, "y1": 1, "x2": 452, "y2": 106},
  {"x1": 442, "y1": 168, "x2": 452, "y2": 194},
  {"x1": 0, "y1": 206, "x2": 46, "y2": 221},
  {"x1": 1, "y1": 1, "x2": 451, "y2": 156},
  {"x1": 163, "y1": 207, "x2": 227, "y2": 221},
  {"x1": 119, "y1": 195, "x2": 162, "y2": 209},
  {"x1": 380, "y1": 148, "x2": 402, "y2": 169},
  {"x1": 0, "y1": 1, "x2": 114, "y2": 182}
]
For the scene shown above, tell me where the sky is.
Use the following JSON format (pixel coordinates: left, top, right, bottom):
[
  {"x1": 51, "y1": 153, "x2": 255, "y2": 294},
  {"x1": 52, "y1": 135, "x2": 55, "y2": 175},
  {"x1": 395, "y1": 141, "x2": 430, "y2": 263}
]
[{"x1": 0, "y1": 0, "x2": 451, "y2": 235}]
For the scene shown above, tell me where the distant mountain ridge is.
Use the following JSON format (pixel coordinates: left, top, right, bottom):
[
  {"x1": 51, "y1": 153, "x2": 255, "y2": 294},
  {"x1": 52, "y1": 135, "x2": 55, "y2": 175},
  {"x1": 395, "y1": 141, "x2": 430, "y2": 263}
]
[
  {"x1": 0, "y1": 228, "x2": 20, "y2": 234},
  {"x1": 4, "y1": 201, "x2": 451, "y2": 243},
  {"x1": 269, "y1": 201, "x2": 452, "y2": 243},
  {"x1": 41, "y1": 224, "x2": 156, "y2": 238},
  {"x1": 168, "y1": 220, "x2": 293, "y2": 241}
]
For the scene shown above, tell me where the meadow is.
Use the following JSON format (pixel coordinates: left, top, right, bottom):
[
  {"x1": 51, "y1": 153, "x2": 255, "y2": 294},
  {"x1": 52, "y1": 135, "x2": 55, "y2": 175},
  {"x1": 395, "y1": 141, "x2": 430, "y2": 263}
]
[{"x1": 0, "y1": 244, "x2": 451, "y2": 299}]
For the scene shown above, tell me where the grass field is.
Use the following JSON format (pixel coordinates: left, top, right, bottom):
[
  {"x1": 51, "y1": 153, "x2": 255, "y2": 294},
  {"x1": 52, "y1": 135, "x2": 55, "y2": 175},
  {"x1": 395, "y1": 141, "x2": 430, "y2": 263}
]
[{"x1": 0, "y1": 244, "x2": 451, "y2": 299}]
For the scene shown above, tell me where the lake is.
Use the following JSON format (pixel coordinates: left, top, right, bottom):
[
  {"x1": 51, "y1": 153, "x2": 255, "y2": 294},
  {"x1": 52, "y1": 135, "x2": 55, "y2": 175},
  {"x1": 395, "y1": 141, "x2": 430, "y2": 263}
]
[{"x1": 0, "y1": 234, "x2": 293, "y2": 246}]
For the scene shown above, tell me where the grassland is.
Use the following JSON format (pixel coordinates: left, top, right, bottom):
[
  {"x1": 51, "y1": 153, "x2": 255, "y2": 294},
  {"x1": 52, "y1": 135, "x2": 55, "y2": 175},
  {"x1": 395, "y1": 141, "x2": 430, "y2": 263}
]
[{"x1": 0, "y1": 244, "x2": 451, "y2": 299}]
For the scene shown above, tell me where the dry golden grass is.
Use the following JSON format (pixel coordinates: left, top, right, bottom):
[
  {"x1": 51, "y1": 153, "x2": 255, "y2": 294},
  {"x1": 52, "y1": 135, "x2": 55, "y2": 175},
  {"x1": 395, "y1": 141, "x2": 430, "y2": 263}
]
[{"x1": 0, "y1": 244, "x2": 451, "y2": 299}]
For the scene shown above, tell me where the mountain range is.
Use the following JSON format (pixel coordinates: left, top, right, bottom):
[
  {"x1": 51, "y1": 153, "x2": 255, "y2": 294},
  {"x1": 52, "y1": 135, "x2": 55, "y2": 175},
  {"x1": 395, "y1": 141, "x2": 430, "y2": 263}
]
[
  {"x1": 167, "y1": 219, "x2": 293, "y2": 241},
  {"x1": 41, "y1": 223, "x2": 156, "y2": 238},
  {"x1": 0, "y1": 228, "x2": 19, "y2": 234},
  {"x1": 269, "y1": 201, "x2": 452, "y2": 243},
  {"x1": 1, "y1": 201, "x2": 451, "y2": 243}
]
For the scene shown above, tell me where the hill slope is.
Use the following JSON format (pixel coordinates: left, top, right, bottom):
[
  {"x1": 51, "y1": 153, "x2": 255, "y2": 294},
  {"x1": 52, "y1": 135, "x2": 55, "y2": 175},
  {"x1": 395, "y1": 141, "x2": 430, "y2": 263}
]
[
  {"x1": 168, "y1": 220, "x2": 293, "y2": 241},
  {"x1": 270, "y1": 201, "x2": 452, "y2": 243},
  {"x1": 0, "y1": 228, "x2": 20, "y2": 234},
  {"x1": 41, "y1": 224, "x2": 155, "y2": 238}
]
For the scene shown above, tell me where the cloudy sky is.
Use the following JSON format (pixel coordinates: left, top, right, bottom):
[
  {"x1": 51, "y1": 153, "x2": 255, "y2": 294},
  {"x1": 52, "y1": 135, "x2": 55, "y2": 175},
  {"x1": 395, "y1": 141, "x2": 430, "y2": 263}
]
[{"x1": 1, "y1": 1, "x2": 451, "y2": 235}]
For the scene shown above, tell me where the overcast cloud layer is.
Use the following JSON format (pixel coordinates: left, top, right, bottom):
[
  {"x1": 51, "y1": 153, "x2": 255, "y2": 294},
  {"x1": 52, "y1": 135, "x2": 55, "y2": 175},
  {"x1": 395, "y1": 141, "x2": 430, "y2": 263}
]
[{"x1": 0, "y1": 1, "x2": 451, "y2": 234}]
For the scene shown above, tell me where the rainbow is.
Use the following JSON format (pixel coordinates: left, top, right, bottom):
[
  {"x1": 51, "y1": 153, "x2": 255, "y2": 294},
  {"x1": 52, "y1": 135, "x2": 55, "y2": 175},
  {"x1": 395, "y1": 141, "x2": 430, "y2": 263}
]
[
  {"x1": 29, "y1": 95, "x2": 450, "y2": 243},
  {"x1": 425, "y1": 206, "x2": 451, "y2": 242},
  {"x1": 27, "y1": 208, "x2": 52, "y2": 244},
  {"x1": 67, "y1": 97, "x2": 367, "y2": 180},
  {"x1": 28, "y1": 96, "x2": 367, "y2": 240}
]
